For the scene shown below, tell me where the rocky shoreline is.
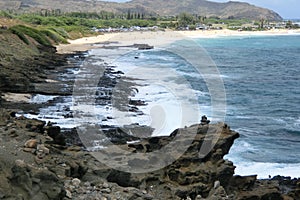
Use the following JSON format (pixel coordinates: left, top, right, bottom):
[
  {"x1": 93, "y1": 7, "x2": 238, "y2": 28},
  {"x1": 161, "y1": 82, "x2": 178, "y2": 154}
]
[
  {"x1": 0, "y1": 109, "x2": 299, "y2": 200},
  {"x1": 0, "y1": 38, "x2": 299, "y2": 199}
]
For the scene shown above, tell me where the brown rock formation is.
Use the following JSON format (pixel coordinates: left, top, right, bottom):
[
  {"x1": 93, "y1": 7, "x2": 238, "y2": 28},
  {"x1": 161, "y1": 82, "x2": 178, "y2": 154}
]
[{"x1": 0, "y1": 111, "x2": 298, "y2": 199}]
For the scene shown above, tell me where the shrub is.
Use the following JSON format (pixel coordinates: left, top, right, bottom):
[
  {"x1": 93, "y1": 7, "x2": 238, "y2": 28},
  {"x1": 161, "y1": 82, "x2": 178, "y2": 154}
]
[
  {"x1": 9, "y1": 25, "x2": 51, "y2": 46},
  {"x1": 49, "y1": 27, "x2": 69, "y2": 38},
  {"x1": 9, "y1": 27, "x2": 30, "y2": 44},
  {"x1": 0, "y1": 11, "x2": 13, "y2": 19},
  {"x1": 40, "y1": 29, "x2": 68, "y2": 44}
]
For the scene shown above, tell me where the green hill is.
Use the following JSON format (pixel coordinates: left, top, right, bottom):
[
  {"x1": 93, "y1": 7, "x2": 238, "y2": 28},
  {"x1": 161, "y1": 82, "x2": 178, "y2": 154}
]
[{"x1": 0, "y1": 0, "x2": 283, "y2": 21}]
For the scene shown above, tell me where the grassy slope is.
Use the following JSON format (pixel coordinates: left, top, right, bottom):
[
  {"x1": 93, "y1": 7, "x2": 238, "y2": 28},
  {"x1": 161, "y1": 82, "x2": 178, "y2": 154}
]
[{"x1": 0, "y1": 17, "x2": 65, "y2": 95}]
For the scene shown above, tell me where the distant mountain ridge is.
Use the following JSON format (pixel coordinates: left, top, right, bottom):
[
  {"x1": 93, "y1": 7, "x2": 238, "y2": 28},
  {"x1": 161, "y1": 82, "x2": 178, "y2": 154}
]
[{"x1": 0, "y1": 0, "x2": 283, "y2": 21}]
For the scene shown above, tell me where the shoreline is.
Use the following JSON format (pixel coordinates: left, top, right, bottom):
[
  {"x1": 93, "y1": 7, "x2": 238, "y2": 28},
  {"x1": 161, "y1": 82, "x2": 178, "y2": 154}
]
[
  {"x1": 57, "y1": 28, "x2": 300, "y2": 54},
  {"x1": 56, "y1": 29, "x2": 300, "y2": 180},
  {"x1": 55, "y1": 29, "x2": 300, "y2": 179},
  {"x1": 0, "y1": 27, "x2": 299, "y2": 199}
]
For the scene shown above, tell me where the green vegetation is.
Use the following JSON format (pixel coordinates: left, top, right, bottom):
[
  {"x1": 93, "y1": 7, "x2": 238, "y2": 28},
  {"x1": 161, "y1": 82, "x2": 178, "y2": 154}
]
[
  {"x1": 0, "y1": 10, "x2": 13, "y2": 18},
  {"x1": 9, "y1": 26, "x2": 30, "y2": 44},
  {"x1": 39, "y1": 29, "x2": 68, "y2": 44},
  {"x1": 15, "y1": 14, "x2": 156, "y2": 29},
  {"x1": 0, "y1": 9, "x2": 297, "y2": 48},
  {"x1": 178, "y1": 13, "x2": 195, "y2": 28},
  {"x1": 9, "y1": 25, "x2": 51, "y2": 46}
]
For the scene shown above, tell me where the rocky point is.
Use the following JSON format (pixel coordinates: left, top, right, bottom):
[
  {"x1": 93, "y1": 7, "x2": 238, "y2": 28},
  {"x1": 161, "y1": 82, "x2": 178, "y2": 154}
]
[{"x1": 0, "y1": 109, "x2": 299, "y2": 200}]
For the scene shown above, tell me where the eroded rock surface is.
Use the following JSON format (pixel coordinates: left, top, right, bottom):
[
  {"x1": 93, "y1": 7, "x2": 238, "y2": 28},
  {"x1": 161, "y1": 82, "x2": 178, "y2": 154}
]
[{"x1": 1, "y1": 109, "x2": 298, "y2": 200}]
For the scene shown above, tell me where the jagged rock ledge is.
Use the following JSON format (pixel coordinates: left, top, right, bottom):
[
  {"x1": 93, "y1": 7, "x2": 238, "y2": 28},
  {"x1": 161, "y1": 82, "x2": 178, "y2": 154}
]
[{"x1": 0, "y1": 109, "x2": 299, "y2": 200}]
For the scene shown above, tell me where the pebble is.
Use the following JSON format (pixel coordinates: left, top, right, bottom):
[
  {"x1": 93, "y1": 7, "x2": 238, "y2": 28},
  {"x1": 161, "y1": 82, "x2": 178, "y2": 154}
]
[
  {"x1": 66, "y1": 189, "x2": 72, "y2": 199},
  {"x1": 37, "y1": 144, "x2": 50, "y2": 154},
  {"x1": 24, "y1": 139, "x2": 38, "y2": 148},
  {"x1": 102, "y1": 182, "x2": 109, "y2": 188},
  {"x1": 23, "y1": 148, "x2": 35, "y2": 153},
  {"x1": 72, "y1": 178, "x2": 81, "y2": 188},
  {"x1": 6, "y1": 123, "x2": 14, "y2": 127},
  {"x1": 101, "y1": 188, "x2": 111, "y2": 194},
  {"x1": 61, "y1": 163, "x2": 67, "y2": 167},
  {"x1": 195, "y1": 195, "x2": 203, "y2": 200},
  {"x1": 84, "y1": 182, "x2": 91, "y2": 187},
  {"x1": 214, "y1": 180, "x2": 220, "y2": 189}
]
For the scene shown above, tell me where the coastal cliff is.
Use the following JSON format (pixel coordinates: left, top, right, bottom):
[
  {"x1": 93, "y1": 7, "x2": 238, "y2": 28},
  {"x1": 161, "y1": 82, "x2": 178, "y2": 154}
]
[
  {"x1": 0, "y1": 110, "x2": 299, "y2": 199},
  {"x1": 0, "y1": 28, "x2": 299, "y2": 200}
]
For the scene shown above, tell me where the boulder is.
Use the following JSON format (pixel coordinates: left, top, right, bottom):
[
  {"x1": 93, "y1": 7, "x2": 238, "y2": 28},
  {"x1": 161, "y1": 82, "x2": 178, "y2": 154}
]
[
  {"x1": 44, "y1": 126, "x2": 66, "y2": 145},
  {"x1": 9, "y1": 160, "x2": 66, "y2": 200}
]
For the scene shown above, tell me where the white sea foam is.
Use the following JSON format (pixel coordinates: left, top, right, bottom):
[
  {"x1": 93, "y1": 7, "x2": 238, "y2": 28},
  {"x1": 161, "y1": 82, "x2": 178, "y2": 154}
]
[
  {"x1": 293, "y1": 117, "x2": 300, "y2": 129},
  {"x1": 30, "y1": 94, "x2": 58, "y2": 104},
  {"x1": 230, "y1": 160, "x2": 300, "y2": 179},
  {"x1": 225, "y1": 140, "x2": 300, "y2": 178}
]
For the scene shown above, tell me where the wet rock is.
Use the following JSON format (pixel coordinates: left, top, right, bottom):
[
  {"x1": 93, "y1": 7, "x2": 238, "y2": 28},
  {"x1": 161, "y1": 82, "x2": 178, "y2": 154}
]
[
  {"x1": 228, "y1": 175, "x2": 257, "y2": 192},
  {"x1": 133, "y1": 43, "x2": 154, "y2": 50},
  {"x1": 236, "y1": 180, "x2": 283, "y2": 200},
  {"x1": 272, "y1": 176, "x2": 300, "y2": 199},
  {"x1": 24, "y1": 119, "x2": 46, "y2": 133},
  {"x1": 45, "y1": 125, "x2": 60, "y2": 137},
  {"x1": 45, "y1": 125, "x2": 66, "y2": 145}
]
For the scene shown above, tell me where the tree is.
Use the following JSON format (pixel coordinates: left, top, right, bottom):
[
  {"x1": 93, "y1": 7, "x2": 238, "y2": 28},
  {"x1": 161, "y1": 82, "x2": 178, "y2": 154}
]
[
  {"x1": 286, "y1": 20, "x2": 293, "y2": 29},
  {"x1": 178, "y1": 12, "x2": 194, "y2": 28},
  {"x1": 259, "y1": 18, "x2": 265, "y2": 29},
  {"x1": 127, "y1": 10, "x2": 131, "y2": 20}
]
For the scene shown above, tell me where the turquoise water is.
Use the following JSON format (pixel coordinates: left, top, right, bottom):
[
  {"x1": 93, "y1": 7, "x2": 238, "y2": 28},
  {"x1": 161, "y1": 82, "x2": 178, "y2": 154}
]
[
  {"x1": 113, "y1": 34, "x2": 300, "y2": 177},
  {"x1": 195, "y1": 35, "x2": 300, "y2": 177}
]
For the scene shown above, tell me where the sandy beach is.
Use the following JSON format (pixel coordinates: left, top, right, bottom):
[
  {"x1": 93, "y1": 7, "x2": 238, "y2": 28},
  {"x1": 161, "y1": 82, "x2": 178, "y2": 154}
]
[{"x1": 56, "y1": 28, "x2": 300, "y2": 54}]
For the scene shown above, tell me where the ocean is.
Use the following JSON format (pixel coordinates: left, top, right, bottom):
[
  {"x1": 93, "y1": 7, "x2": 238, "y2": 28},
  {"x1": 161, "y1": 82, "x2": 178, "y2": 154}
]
[
  {"x1": 106, "y1": 34, "x2": 300, "y2": 178},
  {"x1": 195, "y1": 35, "x2": 300, "y2": 178},
  {"x1": 24, "y1": 33, "x2": 300, "y2": 178}
]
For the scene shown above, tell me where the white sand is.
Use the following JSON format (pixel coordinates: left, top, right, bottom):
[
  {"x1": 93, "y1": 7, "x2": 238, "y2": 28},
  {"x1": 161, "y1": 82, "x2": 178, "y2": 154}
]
[{"x1": 57, "y1": 29, "x2": 300, "y2": 54}]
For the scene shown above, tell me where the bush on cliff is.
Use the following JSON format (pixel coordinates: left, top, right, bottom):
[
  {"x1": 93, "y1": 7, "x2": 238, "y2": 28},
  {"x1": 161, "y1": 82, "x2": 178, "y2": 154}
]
[
  {"x1": 8, "y1": 26, "x2": 30, "y2": 44},
  {"x1": 40, "y1": 29, "x2": 68, "y2": 44},
  {"x1": 9, "y1": 25, "x2": 51, "y2": 46}
]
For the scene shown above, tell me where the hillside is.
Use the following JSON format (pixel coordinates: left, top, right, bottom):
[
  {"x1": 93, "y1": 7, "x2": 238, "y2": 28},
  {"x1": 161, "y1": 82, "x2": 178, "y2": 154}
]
[
  {"x1": 0, "y1": 0, "x2": 283, "y2": 21},
  {"x1": 130, "y1": 0, "x2": 282, "y2": 20}
]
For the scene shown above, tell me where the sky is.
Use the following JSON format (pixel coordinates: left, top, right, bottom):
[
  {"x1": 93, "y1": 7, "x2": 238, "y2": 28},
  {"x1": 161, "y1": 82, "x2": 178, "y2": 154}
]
[{"x1": 103, "y1": 0, "x2": 300, "y2": 19}]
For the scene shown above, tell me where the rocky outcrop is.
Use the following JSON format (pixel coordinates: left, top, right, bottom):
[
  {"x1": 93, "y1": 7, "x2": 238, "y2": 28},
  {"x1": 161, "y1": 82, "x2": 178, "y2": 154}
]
[
  {"x1": 0, "y1": 41, "x2": 67, "y2": 95},
  {"x1": 0, "y1": 110, "x2": 298, "y2": 200},
  {"x1": 9, "y1": 160, "x2": 66, "y2": 200}
]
